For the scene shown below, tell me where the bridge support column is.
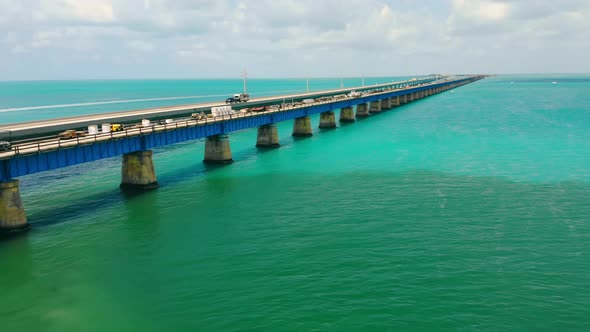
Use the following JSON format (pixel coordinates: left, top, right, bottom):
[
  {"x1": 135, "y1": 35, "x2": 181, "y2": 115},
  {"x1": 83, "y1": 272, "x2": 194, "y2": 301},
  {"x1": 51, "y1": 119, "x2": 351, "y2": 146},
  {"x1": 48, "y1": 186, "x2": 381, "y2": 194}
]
[
  {"x1": 391, "y1": 96, "x2": 400, "y2": 106},
  {"x1": 381, "y1": 98, "x2": 392, "y2": 110},
  {"x1": 319, "y1": 111, "x2": 336, "y2": 129},
  {"x1": 356, "y1": 103, "x2": 370, "y2": 118},
  {"x1": 256, "y1": 124, "x2": 280, "y2": 148},
  {"x1": 339, "y1": 107, "x2": 355, "y2": 122},
  {"x1": 292, "y1": 116, "x2": 313, "y2": 137},
  {"x1": 0, "y1": 180, "x2": 29, "y2": 234},
  {"x1": 120, "y1": 150, "x2": 159, "y2": 190},
  {"x1": 369, "y1": 101, "x2": 382, "y2": 114},
  {"x1": 204, "y1": 135, "x2": 233, "y2": 164}
]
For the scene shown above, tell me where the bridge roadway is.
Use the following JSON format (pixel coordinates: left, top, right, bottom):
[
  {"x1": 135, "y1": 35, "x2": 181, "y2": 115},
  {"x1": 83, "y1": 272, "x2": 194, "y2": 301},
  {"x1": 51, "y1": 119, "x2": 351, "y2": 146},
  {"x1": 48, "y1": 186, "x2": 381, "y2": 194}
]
[{"x1": 0, "y1": 76, "x2": 440, "y2": 142}]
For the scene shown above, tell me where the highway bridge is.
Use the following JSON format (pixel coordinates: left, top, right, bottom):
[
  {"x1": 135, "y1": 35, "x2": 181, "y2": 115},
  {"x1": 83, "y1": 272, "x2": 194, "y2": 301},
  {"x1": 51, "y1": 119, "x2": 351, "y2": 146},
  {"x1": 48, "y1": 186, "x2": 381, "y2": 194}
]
[{"x1": 0, "y1": 74, "x2": 487, "y2": 233}]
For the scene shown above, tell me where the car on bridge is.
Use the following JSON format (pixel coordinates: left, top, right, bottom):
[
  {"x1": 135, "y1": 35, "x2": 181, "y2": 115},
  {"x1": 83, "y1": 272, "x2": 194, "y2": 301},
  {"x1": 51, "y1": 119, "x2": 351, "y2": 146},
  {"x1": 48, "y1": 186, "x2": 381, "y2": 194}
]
[
  {"x1": 110, "y1": 124, "x2": 124, "y2": 132},
  {"x1": 191, "y1": 112, "x2": 206, "y2": 120},
  {"x1": 0, "y1": 141, "x2": 11, "y2": 152},
  {"x1": 251, "y1": 106, "x2": 269, "y2": 112},
  {"x1": 58, "y1": 130, "x2": 86, "y2": 139},
  {"x1": 225, "y1": 93, "x2": 250, "y2": 104}
]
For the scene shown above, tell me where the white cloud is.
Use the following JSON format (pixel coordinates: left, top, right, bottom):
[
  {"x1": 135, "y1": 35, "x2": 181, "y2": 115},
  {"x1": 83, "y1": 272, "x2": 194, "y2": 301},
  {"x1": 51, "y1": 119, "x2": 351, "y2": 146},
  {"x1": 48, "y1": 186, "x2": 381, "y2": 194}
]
[
  {"x1": 34, "y1": 0, "x2": 114, "y2": 23},
  {"x1": 0, "y1": 0, "x2": 589, "y2": 79},
  {"x1": 127, "y1": 40, "x2": 154, "y2": 52}
]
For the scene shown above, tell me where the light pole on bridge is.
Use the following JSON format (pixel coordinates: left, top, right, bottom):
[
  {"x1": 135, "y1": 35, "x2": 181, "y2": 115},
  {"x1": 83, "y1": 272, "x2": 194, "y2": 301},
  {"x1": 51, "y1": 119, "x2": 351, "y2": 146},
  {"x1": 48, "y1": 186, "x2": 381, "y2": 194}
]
[{"x1": 242, "y1": 68, "x2": 248, "y2": 93}]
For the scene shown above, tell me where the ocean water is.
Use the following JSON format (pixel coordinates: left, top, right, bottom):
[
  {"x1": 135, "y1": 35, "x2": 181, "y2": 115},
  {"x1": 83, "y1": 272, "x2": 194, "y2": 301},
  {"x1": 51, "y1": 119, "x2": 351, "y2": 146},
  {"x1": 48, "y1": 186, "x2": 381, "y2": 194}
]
[{"x1": 1, "y1": 75, "x2": 590, "y2": 331}]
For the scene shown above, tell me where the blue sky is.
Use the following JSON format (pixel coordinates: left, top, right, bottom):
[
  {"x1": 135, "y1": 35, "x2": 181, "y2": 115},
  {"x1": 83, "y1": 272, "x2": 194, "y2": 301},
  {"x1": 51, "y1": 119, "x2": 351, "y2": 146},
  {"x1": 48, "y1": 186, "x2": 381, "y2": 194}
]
[{"x1": 1, "y1": 0, "x2": 589, "y2": 80}]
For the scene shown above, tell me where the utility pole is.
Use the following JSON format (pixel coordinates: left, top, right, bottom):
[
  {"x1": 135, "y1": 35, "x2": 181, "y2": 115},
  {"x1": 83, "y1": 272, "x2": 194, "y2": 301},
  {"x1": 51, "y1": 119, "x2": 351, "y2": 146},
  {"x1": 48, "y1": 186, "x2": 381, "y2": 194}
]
[
  {"x1": 242, "y1": 68, "x2": 248, "y2": 93},
  {"x1": 362, "y1": 74, "x2": 365, "y2": 87},
  {"x1": 340, "y1": 78, "x2": 344, "y2": 89},
  {"x1": 306, "y1": 78, "x2": 310, "y2": 93}
]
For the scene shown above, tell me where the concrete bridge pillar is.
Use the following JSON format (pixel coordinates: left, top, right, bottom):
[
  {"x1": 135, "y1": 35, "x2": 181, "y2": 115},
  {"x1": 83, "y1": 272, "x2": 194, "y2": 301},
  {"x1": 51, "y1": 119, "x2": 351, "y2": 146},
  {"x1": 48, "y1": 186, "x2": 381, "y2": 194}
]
[
  {"x1": 319, "y1": 111, "x2": 336, "y2": 129},
  {"x1": 391, "y1": 96, "x2": 400, "y2": 106},
  {"x1": 204, "y1": 135, "x2": 233, "y2": 164},
  {"x1": 0, "y1": 180, "x2": 29, "y2": 234},
  {"x1": 292, "y1": 116, "x2": 313, "y2": 137},
  {"x1": 121, "y1": 150, "x2": 159, "y2": 190},
  {"x1": 256, "y1": 124, "x2": 280, "y2": 148},
  {"x1": 369, "y1": 101, "x2": 382, "y2": 114},
  {"x1": 400, "y1": 95, "x2": 407, "y2": 104},
  {"x1": 381, "y1": 98, "x2": 392, "y2": 110},
  {"x1": 339, "y1": 107, "x2": 355, "y2": 122},
  {"x1": 356, "y1": 103, "x2": 370, "y2": 118}
]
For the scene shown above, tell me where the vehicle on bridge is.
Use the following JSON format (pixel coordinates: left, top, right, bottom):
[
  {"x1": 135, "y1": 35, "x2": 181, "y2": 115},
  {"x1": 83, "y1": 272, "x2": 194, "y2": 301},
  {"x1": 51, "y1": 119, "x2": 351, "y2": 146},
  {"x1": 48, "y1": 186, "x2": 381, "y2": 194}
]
[
  {"x1": 0, "y1": 141, "x2": 11, "y2": 152},
  {"x1": 58, "y1": 130, "x2": 86, "y2": 139},
  {"x1": 251, "y1": 106, "x2": 269, "y2": 112},
  {"x1": 110, "y1": 124, "x2": 124, "y2": 132},
  {"x1": 191, "y1": 112, "x2": 206, "y2": 120},
  {"x1": 225, "y1": 93, "x2": 250, "y2": 104}
]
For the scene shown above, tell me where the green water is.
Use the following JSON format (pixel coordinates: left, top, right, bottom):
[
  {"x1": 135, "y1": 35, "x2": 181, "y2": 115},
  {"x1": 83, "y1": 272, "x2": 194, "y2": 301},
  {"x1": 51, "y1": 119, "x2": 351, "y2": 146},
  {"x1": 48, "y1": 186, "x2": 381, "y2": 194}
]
[{"x1": 1, "y1": 75, "x2": 590, "y2": 331}]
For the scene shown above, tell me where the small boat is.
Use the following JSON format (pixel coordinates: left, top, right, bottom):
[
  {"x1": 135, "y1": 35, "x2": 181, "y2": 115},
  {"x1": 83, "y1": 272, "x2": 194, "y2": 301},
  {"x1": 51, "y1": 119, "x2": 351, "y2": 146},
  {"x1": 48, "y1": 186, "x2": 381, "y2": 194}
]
[{"x1": 552, "y1": 81, "x2": 558, "y2": 84}]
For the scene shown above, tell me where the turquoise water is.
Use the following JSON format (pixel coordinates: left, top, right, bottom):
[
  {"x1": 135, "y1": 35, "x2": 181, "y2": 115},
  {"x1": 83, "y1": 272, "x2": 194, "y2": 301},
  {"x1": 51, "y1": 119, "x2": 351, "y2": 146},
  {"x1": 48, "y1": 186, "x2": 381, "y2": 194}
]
[{"x1": 1, "y1": 75, "x2": 590, "y2": 331}]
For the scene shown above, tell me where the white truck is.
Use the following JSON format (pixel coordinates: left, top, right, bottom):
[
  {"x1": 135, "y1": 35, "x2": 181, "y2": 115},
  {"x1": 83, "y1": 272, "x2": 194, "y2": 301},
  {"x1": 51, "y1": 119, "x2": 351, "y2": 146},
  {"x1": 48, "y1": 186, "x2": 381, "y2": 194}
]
[
  {"x1": 348, "y1": 91, "x2": 362, "y2": 98},
  {"x1": 226, "y1": 93, "x2": 250, "y2": 104}
]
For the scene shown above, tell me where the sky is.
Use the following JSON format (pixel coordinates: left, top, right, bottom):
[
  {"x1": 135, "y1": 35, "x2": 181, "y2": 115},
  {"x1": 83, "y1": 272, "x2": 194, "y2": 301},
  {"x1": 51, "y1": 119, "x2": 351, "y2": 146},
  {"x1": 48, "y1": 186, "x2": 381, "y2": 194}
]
[{"x1": 1, "y1": 0, "x2": 589, "y2": 80}]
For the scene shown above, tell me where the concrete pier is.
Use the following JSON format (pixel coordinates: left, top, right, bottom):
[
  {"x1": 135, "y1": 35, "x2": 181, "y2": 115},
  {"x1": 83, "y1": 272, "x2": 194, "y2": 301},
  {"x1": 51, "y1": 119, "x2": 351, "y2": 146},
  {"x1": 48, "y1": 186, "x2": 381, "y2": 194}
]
[
  {"x1": 0, "y1": 180, "x2": 29, "y2": 233},
  {"x1": 204, "y1": 135, "x2": 233, "y2": 164},
  {"x1": 381, "y1": 98, "x2": 392, "y2": 110},
  {"x1": 256, "y1": 124, "x2": 280, "y2": 148},
  {"x1": 339, "y1": 107, "x2": 355, "y2": 122},
  {"x1": 369, "y1": 101, "x2": 382, "y2": 114},
  {"x1": 391, "y1": 96, "x2": 400, "y2": 106},
  {"x1": 356, "y1": 103, "x2": 370, "y2": 118},
  {"x1": 120, "y1": 150, "x2": 159, "y2": 190},
  {"x1": 292, "y1": 116, "x2": 313, "y2": 137},
  {"x1": 319, "y1": 111, "x2": 337, "y2": 129},
  {"x1": 400, "y1": 95, "x2": 407, "y2": 104}
]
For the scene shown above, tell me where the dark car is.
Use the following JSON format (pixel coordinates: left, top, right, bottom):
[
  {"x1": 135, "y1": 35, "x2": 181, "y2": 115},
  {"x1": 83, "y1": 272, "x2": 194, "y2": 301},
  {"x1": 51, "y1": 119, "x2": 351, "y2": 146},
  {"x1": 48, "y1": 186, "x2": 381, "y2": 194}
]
[
  {"x1": 225, "y1": 97, "x2": 239, "y2": 104},
  {"x1": 0, "y1": 141, "x2": 12, "y2": 152}
]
